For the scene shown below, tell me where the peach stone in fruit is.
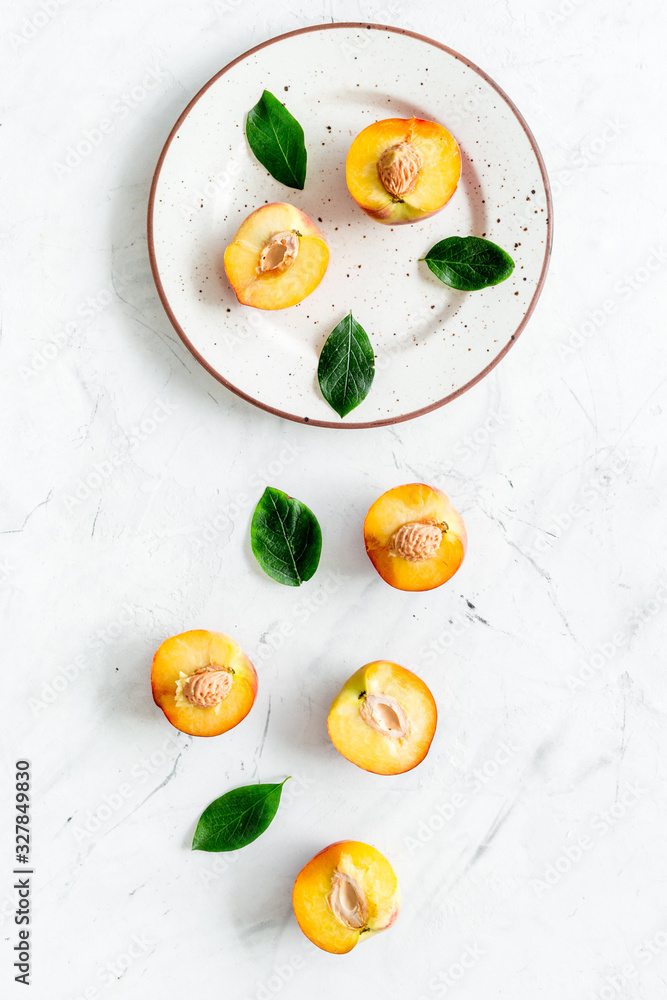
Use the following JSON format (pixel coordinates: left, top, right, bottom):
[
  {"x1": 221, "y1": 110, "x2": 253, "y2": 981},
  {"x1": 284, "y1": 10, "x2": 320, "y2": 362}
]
[
  {"x1": 364, "y1": 483, "x2": 467, "y2": 591},
  {"x1": 346, "y1": 116, "x2": 460, "y2": 225},
  {"x1": 292, "y1": 841, "x2": 400, "y2": 954},
  {"x1": 151, "y1": 629, "x2": 257, "y2": 737},
  {"x1": 328, "y1": 661, "x2": 437, "y2": 775},
  {"x1": 223, "y1": 202, "x2": 329, "y2": 309}
]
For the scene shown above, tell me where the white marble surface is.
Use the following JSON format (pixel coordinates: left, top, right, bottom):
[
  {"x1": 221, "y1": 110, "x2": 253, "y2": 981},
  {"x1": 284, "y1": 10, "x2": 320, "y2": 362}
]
[{"x1": 1, "y1": 1, "x2": 666, "y2": 997}]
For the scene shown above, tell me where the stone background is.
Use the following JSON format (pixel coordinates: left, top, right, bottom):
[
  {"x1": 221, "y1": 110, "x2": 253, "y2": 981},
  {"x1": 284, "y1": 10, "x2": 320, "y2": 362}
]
[{"x1": 1, "y1": 1, "x2": 665, "y2": 998}]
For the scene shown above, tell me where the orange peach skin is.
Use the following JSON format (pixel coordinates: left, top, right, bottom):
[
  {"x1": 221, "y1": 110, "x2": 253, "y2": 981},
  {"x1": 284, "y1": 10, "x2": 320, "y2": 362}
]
[
  {"x1": 151, "y1": 629, "x2": 257, "y2": 737},
  {"x1": 328, "y1": 661, "x2": 437, "y2": 775},
  {"x1": 364, "y1": 483, "x2": 467, "y2": 591},
  {"x1": 293, "y1": 841, "x2": 401, "y2": 954},
  {"x1": 224, "y1": 202, "x2": 329, "y2": 309},
  {"x1": 346, "y1": 117, "x2": 460, "y2": 225}
]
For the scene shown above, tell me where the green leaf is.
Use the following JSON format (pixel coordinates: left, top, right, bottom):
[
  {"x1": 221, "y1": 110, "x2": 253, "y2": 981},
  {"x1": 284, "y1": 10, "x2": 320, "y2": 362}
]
[
  {"x1": 251, "y1": 487, "x2": 321, "y2": 587},
  {"x1": 317, "y1": 312, "x2": 375, "y2": 418},
  {"x1": 246, "y1": 90, "x2": 307, "y2": 190},
  {"x1": 192, "y1": 778, "x2": 290, "y2": 853},
  {"x1": 421, "y1": 236, "x2": 515, "y2": 291}
]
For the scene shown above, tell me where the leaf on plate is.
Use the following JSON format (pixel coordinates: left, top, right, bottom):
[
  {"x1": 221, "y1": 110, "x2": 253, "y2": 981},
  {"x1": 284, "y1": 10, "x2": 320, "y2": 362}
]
[
  {"x1": 317, "y1": 312, "x2": 375, "y2": 418},
  {"x1": 192, "y1": 779, "x2": 290, "y2": 853},
  {"x1": 251, "y1": 487, "x2": 322, "y2": 587},
  {"x1": 421, "y1": 236, "x2": 515, "y2": 291},
  {"x1": 246, "y1": 90, "x2": 307, "y2": 190}
]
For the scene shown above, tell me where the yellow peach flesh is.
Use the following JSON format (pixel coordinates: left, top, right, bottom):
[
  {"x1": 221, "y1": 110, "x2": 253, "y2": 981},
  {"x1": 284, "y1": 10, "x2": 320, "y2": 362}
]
[
  {"x1": 328, "y1": 661, "x2": 437, "y2": 775},
  {"x1": 292, "y1": 841, "x2": 401, "y2": 954},
  {"x1": 346, "y1": 117, "x2": 460, "y2": 225},
  {"x1": 364, "y1": 483, "x2": 467, "y2": 591},
  {"x1": 151, "y1": 630, "x2": 257, "y2": 737},
  {"x1": 224, "y1": 202, "x2": 329, "y2": 309}
]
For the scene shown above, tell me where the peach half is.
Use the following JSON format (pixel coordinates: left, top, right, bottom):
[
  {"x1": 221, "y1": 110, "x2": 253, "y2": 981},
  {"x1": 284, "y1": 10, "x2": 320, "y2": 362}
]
[
  {"x1": 364, "y1": 483, "x2": 467, "y2": 592},
  {"x1": 346, "y1": 116, "x2": 460, "y2": 225},
  {"x1": 293, "y1": 841, "x2": 400, "y2": 954},
  {"x1": 151, "y1": 630, "x2": 257, "y2": 737},
  {"x1": 328, "y1": 661, "x2": 437, "y2": 775},
  {"x1": 223, "y1": 202, "x2": 329, "y2": 309}
]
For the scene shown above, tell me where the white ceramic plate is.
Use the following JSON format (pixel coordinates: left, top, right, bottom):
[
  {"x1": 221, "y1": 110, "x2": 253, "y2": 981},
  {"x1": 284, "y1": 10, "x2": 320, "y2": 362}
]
[{"x1": 148, "y1": 23, "x2": 552, "y2": 428}]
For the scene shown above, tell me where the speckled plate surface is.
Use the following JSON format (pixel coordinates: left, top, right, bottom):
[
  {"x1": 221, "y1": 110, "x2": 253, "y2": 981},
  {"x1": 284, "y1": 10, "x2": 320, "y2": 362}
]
[{"x1": 148, "y1": 22, "x2": 552, "y2": 428}]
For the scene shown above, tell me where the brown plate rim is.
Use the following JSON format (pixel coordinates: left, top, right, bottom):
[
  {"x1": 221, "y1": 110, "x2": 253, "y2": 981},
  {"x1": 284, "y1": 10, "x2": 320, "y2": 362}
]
[{"x1": 147, "y1": 21, "x2": 553, "y2": 430}]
